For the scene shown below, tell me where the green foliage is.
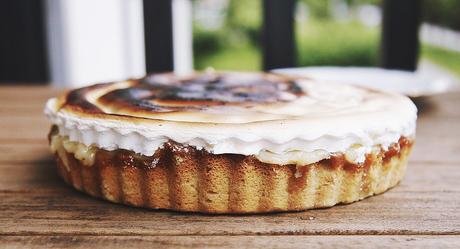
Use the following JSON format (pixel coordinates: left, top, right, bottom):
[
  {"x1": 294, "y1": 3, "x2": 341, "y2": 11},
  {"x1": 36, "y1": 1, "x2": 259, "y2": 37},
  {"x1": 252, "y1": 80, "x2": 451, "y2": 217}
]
[
  {"x1": 299, "y1": 0, "x2": 330, "y2": 19},
  {"x1": 193, "y1": 27, "x2": 226, "y2": 57},
  {"x1": 192, "y1": 23, "x2": 260, "y2": 70},
  {"x1": 226, "y1": 0, "x2": 261, "y2": 31},
  {"x1": 193, "y1": 0, "x2": 262, "y2": 70},
  {"x1": 194, "y1": 45, "x2": 260, "y2": 71},
  {"x1": 296, "y1": 21, "x2": 380, "y2": 66},
  {"x1": 225, "y1": 0, "x2": 261, "y2": 46},
  {"x1": 194, "y1": 20, "x2": 380, "y2": 70},
  {"x1": 192, "y1": 0, "x2": 460, "y2": 73},
  {"x1": 346, "y1": 0, "x2": 380, "y2": 6},
  {"x1": 421, "y1": 45, "x2": 460, "y2": 76},
  {"x1": 193, "y1": 0, "x2": 383, "y2": 70}
]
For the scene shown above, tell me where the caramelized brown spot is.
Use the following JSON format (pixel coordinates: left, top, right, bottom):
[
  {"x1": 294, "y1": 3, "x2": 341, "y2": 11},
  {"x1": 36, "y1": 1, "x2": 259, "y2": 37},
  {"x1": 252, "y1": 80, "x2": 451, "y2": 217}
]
[
  {"x1": 288, "y1": 165, "x2": 309, "y2": 193},
  {"x1": 65, "y1": 83, "x2": 108, "y2": 114},
  {"x1": 363, "y1": 154, "x2": 374, "y2": 169},
  {"x1": 321, "y1": 138, "x2": 413, "y2": 173},
  {"x1": 62, "y1": 72, "x2": 306, "y2": 115},
  {"x1": 399, "y1": 136, "x2": 412, "y2": 149},
  {"x1": 383, "y1": 143, "x2": 400, "y2": 163},
  {"x1": 323, "y1": 154, "x2": 345, "y2": 170}
]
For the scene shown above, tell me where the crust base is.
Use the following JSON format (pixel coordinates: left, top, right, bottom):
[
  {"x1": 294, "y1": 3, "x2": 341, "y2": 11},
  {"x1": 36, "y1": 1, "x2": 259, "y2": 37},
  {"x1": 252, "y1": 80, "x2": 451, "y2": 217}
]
[{"x1": 53, "y1": 138, "x2": 412, "y2": 214}]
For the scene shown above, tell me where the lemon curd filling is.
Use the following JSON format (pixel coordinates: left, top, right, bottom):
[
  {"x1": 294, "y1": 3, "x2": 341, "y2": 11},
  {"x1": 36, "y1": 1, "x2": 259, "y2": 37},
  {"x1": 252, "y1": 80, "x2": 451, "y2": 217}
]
[{"x1": 50, "y1": 135, "x2": 96, "y2": 167}]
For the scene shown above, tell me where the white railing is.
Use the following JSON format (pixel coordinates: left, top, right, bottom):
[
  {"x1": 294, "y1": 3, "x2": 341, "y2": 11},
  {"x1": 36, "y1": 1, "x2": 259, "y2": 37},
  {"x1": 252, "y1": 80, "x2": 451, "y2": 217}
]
[{"x1": 420, "y1": 23, "x2": 460, "y2": 53}]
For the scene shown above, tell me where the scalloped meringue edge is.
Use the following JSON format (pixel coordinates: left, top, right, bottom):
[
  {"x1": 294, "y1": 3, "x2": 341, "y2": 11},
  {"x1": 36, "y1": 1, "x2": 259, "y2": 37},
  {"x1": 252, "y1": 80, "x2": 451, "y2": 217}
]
[{"x1": 45, "y1": 97, "x2": 416, "y2": 166}]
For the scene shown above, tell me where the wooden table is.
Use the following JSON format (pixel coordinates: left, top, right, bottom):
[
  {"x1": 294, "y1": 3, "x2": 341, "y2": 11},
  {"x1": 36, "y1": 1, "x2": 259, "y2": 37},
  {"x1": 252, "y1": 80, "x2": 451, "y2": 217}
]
[{"x1": 1, "y1": 85, "x2": 459, "y2": 248}]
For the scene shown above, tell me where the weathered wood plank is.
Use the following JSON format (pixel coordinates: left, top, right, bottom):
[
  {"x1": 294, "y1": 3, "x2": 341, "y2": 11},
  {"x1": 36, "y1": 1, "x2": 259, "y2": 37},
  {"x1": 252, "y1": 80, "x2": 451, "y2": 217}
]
[
  {"x1": 414, "y1": 95, "x2": 460, "y2": 119},
  {"x1": 1, "y1": 235, "x2": 459, "y2": 249},
  {"x1": 1, "y1": 85, "x2": 460, "y2": 246},
  {"x1": 0, "y1": 191, "x2": 457, "y2": 236},
  {"x1": 411, "y1": 116, "x2": 460, "y2": 163},
  {"x1": 0, "y1": 86, "x2": 61, "y2": 99},
  {"x1": 0, "y1": 116, "x2": 50, "y2": 141},
  {"x1": 0, "y1": 161, "x2": 458, "y2": 236},
  {"x1": 0, "y1": 142, "x2": 50, "y2": 163}
]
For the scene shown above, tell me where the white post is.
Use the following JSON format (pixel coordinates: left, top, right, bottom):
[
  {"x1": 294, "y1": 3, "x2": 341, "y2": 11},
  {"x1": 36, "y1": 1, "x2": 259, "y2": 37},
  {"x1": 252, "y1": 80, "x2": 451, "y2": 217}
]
[
  {"x1": 172, "y1": 0, "x2": 194, "y2": 75},
  {"x1": 45, "y1": 0, "x2": 146, "y2": 87}
]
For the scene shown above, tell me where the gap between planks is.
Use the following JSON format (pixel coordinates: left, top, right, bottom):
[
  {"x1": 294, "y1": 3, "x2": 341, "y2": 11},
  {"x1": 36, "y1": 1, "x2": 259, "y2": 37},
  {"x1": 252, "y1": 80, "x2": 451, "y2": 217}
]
[{"x1": 1, "y1": 233, "x2": 460, "y2": 237}]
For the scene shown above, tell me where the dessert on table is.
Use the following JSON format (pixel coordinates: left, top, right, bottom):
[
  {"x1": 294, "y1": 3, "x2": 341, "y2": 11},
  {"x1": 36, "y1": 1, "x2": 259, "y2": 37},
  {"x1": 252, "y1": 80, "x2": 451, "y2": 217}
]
[{"x1": 45, "y1": 71, "x2": 416, "y2": 213}]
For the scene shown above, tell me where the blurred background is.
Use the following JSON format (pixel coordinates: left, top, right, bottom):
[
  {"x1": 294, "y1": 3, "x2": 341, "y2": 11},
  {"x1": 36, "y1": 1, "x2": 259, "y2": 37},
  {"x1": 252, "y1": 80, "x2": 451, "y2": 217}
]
[
  {"x1": 0, "y1": 0, "x2": 459, "y2": 87},
  {"x1": 193, "y1": 0, "x2": 460, "y2": 72}
]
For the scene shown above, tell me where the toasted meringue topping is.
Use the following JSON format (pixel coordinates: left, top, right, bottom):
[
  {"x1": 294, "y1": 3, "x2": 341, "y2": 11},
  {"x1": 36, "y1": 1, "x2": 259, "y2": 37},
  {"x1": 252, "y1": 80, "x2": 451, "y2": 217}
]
[
  {"x1": 45, "y1": 71, "x2": 417, "y2": 165},
  {"x1": 64, "y1": 72, "x2": 304, "y2": 120}
]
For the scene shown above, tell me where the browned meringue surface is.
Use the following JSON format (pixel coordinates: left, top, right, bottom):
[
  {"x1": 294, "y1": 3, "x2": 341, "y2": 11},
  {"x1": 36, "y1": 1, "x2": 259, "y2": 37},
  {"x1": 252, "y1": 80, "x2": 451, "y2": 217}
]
[
  {"x1": 62, "y1": 72, "x2": 304, "y2": 121},
  {"x1": 45, "y1": 71, "x2": 417, "y2": 165}
]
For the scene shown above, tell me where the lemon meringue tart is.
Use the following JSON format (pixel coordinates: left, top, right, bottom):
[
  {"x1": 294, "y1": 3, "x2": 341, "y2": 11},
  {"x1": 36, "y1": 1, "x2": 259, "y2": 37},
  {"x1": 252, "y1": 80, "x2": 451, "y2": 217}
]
[{"x1": 45, "y1": 72, "x2": 416, "y2": 213}]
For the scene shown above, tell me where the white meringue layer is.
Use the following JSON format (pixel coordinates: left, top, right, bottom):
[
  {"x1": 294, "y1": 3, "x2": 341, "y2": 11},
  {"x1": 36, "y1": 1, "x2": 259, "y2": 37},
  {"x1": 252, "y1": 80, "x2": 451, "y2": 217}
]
[{"x1": 45, "y1": 79, "x2": 417, "y2": 165}]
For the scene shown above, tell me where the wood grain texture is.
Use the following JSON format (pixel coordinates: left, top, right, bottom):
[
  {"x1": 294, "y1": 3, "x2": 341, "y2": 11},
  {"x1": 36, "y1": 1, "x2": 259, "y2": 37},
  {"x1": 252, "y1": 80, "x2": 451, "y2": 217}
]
[
  {"x1": 0, "y1": 85, "x2": 459, "y2": 247},
  {"x1": 1, "y1": 236, "x2": 460, "y2": 249},
  {"x1": 0, "y1": 161, "x2": 459, "y2": 236}
]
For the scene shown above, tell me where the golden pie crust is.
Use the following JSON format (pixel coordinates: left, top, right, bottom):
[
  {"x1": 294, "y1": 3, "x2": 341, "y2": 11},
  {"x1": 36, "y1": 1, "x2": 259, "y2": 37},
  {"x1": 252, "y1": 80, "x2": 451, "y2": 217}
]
[{"x1": 51, "y1": 131, "x2": 413, "y2": 213}]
